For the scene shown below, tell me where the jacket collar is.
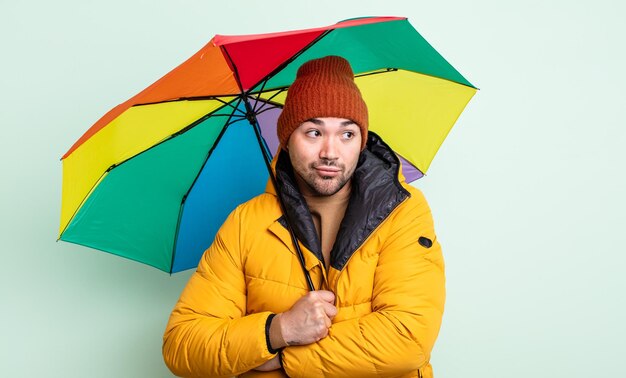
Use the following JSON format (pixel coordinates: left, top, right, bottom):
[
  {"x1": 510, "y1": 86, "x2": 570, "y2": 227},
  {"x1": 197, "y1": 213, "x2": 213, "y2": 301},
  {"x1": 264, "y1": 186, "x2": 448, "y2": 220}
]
[{"x1": 266, "y1": 132, "x2": 410, "y2": 271}]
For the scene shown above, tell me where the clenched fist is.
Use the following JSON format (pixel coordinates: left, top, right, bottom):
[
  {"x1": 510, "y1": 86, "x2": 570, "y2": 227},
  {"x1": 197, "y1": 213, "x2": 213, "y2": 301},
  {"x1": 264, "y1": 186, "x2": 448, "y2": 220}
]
[{"x1": 269, "y1": 290, "x2": 337, "y2": 348}]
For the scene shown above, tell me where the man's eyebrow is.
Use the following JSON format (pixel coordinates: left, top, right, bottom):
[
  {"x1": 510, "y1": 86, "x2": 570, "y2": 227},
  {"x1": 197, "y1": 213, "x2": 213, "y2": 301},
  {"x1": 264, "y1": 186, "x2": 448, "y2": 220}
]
[
  {"x1": 306, "y1": 118, "x2": 324, "y2": 125},
  {"x1": 306, "y1": 118, "x2": 357, "y2": 127}
]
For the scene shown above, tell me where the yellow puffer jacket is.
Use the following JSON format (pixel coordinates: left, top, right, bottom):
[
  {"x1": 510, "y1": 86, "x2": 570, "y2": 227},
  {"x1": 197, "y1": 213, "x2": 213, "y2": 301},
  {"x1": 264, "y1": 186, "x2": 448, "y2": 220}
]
[{"x1": 163, "y1": 133, "x2": 446, "y2": 378}]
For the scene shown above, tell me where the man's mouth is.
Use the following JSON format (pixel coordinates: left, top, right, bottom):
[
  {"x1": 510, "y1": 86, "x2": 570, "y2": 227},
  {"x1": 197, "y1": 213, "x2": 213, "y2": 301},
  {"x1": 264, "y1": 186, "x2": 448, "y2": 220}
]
[{"x1": 314, "y1": 166, "x2": 341, "y2": 177}]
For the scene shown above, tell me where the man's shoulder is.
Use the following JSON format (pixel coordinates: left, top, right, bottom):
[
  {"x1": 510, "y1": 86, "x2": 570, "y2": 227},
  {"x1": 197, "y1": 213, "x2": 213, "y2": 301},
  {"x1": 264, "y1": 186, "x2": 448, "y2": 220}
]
[
  {"x1": 231, "y1": 192, "x2": 281, "y2": 223},
  {"x1": 394, "y1": 182, "x2": 433, "y2": 216}
]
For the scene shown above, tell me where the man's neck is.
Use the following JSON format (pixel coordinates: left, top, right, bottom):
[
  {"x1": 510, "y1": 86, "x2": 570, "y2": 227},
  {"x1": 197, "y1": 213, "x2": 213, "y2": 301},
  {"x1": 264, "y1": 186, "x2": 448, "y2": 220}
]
[{"x1": 298, "y1": 180, "x2": 352, "y2": 267}]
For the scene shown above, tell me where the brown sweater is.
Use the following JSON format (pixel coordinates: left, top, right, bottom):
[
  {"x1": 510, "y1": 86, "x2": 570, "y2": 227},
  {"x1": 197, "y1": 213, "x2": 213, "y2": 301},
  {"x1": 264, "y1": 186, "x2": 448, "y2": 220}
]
[{"x1": 302, "y1": 181, "x2": 351, "y2": 268}]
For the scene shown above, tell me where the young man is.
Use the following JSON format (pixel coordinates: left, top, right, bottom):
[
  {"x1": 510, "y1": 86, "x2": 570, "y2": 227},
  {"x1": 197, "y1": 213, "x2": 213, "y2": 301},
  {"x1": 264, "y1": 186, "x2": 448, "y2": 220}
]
[{"x1": 163, "y1": 56, "x2": 445, "y2": 377}]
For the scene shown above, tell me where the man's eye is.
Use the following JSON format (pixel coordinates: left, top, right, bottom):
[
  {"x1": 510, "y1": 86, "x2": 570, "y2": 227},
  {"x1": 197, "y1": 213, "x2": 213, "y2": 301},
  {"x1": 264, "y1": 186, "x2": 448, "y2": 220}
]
[
  {"x1": 343, "y1": 131, "x2": 354, "y2": 139},
  {"x1": 306, "y1": 130, "x2": 321, "y2": 137}
]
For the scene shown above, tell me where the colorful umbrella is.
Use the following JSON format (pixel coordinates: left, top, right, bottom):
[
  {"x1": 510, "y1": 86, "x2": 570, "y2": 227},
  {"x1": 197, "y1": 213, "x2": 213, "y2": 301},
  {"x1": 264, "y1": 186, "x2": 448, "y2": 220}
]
[{"x1": 59, "y1": 16, "x2": 476, "y2": 274}]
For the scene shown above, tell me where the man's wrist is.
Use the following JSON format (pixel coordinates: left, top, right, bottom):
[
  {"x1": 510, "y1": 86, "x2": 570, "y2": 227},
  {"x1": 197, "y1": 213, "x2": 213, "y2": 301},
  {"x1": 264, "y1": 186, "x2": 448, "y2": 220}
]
[
  {"x1": 265, "y1": 314, "x2": 281, "y2": 354},
  {"x1": 269, "y1": 313, "x2": 288, "y2": 350}
]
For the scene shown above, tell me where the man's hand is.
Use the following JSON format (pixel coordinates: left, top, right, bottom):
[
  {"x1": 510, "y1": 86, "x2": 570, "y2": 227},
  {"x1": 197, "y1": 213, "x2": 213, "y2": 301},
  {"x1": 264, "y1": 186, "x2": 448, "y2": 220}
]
[{"x1": 270, "y1": 290, "x2": 337, "y2": 348}]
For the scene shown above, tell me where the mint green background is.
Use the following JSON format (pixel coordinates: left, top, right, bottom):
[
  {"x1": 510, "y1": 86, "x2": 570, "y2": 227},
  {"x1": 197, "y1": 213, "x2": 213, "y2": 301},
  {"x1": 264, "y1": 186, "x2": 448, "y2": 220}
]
[{"x1": 1, "y1": 1, "x2": 624, "y2": 377}]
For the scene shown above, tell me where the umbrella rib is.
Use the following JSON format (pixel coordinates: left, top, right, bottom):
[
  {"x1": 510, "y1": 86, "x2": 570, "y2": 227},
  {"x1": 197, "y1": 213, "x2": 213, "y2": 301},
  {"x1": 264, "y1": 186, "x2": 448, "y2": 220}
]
[
  {"x1": 220, "y1": 45, "x2": 246, "y2": 95},
  {"x1": 355, "y1": 68, "x2": 398, "y2": 78},
  {"x1": 263, "y1": 88, "x2": 287, "y2": 103},
  {"x1": 169, "y1": 97, "x2": 245, "y2": 272},
  {"x1": 250, "y1": 89, "x2": 287, "y2": 114},
  {"x1": 106, "y1": 100, "x2": 239, "y2": 172},
  {"x1": 223, "y1": 117, "x2": 246, "y2": 128},
  {"x1": 58, "y1": 168, "x2": 110, "y2": 239},
  {"x1": 248, "y1": 95, "x2": 279, "y2": 115},
  {"x1": 254, "y1": 103, "x2": 281, "y2": 117},
  {"x1": 178, "y1": 97, "x2": 245, "y2": 204},
  {"x1": 170, "y1": 198, "x2": 186, "y2": 274},
  {"x1": 244, "y1": 89, "x2": 287, "y2": 114},
  {"x1": 251, "y1": 78, "x2": 270, "y2": 114},
  {"x1": 213, "y1": 97, "x2": 246, "y2": 115},
  {"x1": 130, "y1": 95, "x2": 243, "y2": 108}
]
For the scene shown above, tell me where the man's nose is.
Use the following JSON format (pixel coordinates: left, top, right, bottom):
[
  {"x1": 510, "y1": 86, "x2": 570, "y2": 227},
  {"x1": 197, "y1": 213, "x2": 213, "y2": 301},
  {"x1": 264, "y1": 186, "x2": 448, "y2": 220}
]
[{"x1": 319, "y1": 136, "x2": 338, "y2": 160}]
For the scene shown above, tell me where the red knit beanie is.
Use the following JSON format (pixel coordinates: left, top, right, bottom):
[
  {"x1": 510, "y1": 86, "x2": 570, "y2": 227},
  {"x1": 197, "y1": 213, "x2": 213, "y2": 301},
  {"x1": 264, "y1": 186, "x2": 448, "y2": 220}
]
[{"x1": 277, "y1": 56, "x2": 369, "y2": 150}]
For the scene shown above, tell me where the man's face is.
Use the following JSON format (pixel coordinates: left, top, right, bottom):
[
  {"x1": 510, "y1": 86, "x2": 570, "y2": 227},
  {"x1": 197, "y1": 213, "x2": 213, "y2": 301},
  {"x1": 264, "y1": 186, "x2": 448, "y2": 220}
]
[{"x1": 287, "y1": 117, "x2": 362, "y2": 197}]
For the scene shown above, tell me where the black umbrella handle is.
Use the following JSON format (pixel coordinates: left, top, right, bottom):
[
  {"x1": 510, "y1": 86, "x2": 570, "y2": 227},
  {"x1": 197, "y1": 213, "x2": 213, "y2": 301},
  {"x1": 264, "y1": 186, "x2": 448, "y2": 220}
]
[
  {"x1": 283, "y1": 210, "x2": 317, "y2": 292},
  {"x1": 245, "y1": 100, "x2": 316, "y2": 292}
]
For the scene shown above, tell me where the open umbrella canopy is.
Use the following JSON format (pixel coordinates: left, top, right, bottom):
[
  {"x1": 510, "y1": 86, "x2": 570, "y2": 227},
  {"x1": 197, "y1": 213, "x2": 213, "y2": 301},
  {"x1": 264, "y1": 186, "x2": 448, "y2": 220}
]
[{"x1": 59, "y1": 16, "x2": 476, "y2": 273}]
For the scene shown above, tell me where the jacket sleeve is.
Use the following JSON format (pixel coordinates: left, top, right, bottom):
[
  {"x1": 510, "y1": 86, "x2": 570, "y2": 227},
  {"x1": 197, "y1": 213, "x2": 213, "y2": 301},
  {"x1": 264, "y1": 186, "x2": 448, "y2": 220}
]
[
  {"x1": 162, "y1": 207, "x2": 277, "y2": 378},
  {"x1": 281, "y1": 189, "x2": 446, "y2": 377}
]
